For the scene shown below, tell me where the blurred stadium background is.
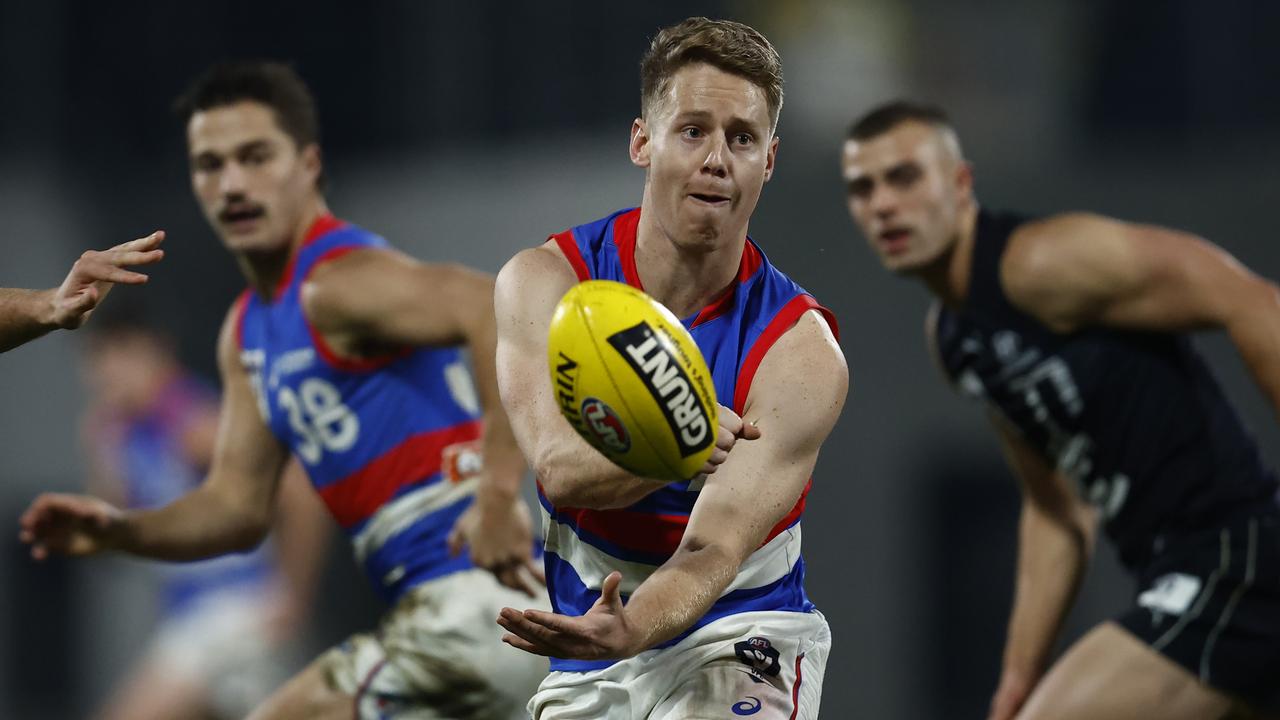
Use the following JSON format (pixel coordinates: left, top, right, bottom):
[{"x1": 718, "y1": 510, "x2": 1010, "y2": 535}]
[{"x1": 2, "y1": 1, "x2": 1279, "y2": 717}]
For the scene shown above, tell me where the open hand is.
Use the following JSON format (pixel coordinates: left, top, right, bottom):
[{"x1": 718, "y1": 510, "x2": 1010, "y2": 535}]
[
  {"x1": 497, "y1": 570, "x2": 640, "y2": 660},
  {"x1": 448, "y1": 494, "x2": 544, "y2": 596},
  {"x1": 18, "y1": 493, "x2": 124, "y2": 560},
  {"x1": 52, "y1": 231, "x2": 165, "y2": 329}
]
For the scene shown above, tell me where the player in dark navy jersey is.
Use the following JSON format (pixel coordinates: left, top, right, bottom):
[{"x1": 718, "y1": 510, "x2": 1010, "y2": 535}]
[
  {"x1": 495, "y1": 18, "x2": 847, "y2": 719},
  {"x1": 20, "y1": 61, "x2": 546, "y2": 719},
  {"x1": 842, "y1": 100, "x2": 1280, "y2": 719},
  {"x1": 0, "y1": 231, "x2": 164, "y2": 352}
]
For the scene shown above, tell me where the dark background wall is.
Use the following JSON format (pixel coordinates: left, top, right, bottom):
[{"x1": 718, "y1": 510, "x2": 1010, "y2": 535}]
[{"x1": 2, "y1": 1, "x2": 1279, "y2": 717}]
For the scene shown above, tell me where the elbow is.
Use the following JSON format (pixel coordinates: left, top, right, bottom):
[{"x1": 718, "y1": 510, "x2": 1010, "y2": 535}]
[
  {"x1": 228, "y1": 512, "x2": 272, "y2": 554},
  {"x1": 533, "y1": 461, "x2": 584, "y2": 508}
]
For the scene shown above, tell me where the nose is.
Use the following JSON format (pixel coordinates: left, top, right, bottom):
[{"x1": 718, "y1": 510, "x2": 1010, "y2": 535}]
[
  {"x1": 219, "y1": 160, "x2": 248, "y2": 197},
  {"x1": 867, "y1": 183, "x2": 898, "y2": 219},
  {"x1": 701, "y1": 134, "x2": 728, "y2": 179}
]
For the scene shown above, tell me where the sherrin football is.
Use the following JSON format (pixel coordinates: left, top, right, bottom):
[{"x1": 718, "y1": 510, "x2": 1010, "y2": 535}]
[{"x1": 548, "y1": 280, "x2": 718, "y2": 482}]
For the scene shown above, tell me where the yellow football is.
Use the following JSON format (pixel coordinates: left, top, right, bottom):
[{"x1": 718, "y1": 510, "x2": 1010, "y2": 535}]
[{"x1": 547, "y1": 280, "x2": 718, "y2": 482}]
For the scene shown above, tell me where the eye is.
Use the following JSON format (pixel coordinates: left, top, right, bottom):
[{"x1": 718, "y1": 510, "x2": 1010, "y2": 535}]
[
  {"x1": 847, "y1": 179, "x2": 873, "y2": 199},
  {"x1": 681, "y1": 126, "x2": 703, "y2": 140},
  {"x1": 193, "y1": 155, "x2": 222, "y2": 172},
  {"x1": 242, "y1": 148, "x2": 272, "y2": 166},
  {"x1": 733, "y1": 133, "x2": 754, "y2": 146}
]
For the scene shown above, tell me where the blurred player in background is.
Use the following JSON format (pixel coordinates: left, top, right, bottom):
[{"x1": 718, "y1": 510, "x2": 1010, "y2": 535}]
[
  {"x1": 0, "y1": 231, "x2": 164, "y2": 353},
  {"x1": 21, "y1": 61, "x2": 547, "y2": 719},
  {"x1": 79, "y1": 309, "x2": 327, "y2": 720},
  {"x1": 842, "y1": 100, "x2": 1280, "y2": 719},
  {"x1": 495, "y1": 17, "x2": 847, "y2": 719}
]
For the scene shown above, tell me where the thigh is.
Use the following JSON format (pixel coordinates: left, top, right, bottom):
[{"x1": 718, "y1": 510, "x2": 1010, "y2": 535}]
[
  {"x1": 1121, "y1": 510, "x2": 1280, "y2": 711},
  {"x1": 245, "y1": 653, "x2": 354, "y2": 720},
  {"x1": 1017, "y1": 622, "x2": 1237, "y2": 720},
  {"x1": 380, "y1": 570, "x2": 549, "y2": 718}
]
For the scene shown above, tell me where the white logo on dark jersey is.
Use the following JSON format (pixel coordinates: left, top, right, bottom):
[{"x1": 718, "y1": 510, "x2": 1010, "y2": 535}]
[{"x1": 1138, "y1": 572, "x2": 1201, "y2": 618}]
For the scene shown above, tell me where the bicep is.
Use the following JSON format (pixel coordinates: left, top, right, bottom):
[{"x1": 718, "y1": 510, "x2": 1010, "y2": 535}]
[
  {"x1": 494, "y1": 245, "x2": 578, "y2": 458},
  {"x1": 1009, "y1": 215, "x2": 1269, "y2": 333},
  {"x1": 684, "y1": 311, "x2": 848, "y2": 558},
  {"x1": 303, "y1": 249, "x2": 493, "y2": 347}
]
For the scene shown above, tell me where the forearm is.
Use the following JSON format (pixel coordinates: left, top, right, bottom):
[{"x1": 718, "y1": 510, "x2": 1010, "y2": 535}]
[
  {"x1": 532, "y1": 436, "x2": 668, "y2": 509},
  {"x1": 116, "y1": 480, "x2": 271, "y2": 561},
  {"x1": 622, "y1": 541, "x2": 740, "y2": 652},
  {"x1": 0, "y1": 288, "x2": 57, "y2": 352},
  {"x1": 466, "y1": 312, "x2": 529, "y2": 502},
  {"x1": 1000, "y1": 502, "x2": 1091, "y2": 681},
  {"x1": 271, "y1": 469, "x2": 330, "y2": 611},
  {"x1": 1226, "y1": 281, "x2": 1280, "y2": 419}
]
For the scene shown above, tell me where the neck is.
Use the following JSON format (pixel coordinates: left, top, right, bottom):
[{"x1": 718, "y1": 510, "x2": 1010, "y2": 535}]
[
  {"x1": 634, "y1": 195, "x2": 746, "y2": 319},
  {"x1": 917, "y1": 201, "x2": 978, "y2": 308},
  {"x1": 236, "y1": 196, "x2": 329, "y2": 300}
]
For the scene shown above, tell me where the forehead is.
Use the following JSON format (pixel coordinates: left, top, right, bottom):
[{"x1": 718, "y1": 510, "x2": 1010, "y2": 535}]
[
  {"x1": 657, "y1": 63, "x2": 771, "y2": 128},
  {"x1": 841, "y1": 121, "x2": 946, "y2": 179},
  {"x1": 186, "y1": 100, "x2": 287, "y2": 154}
]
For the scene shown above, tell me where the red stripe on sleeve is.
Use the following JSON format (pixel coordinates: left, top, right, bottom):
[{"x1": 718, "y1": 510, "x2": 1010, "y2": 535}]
[
  {"x1": 233, "y1": 289, "x2": 252, "y2": 349},
  {"x1": 302, "y1": 246, "x2": 413, "y2": 373},
  {"x1": 551, "y1": 230, "x2": 591, "y2": 282},
  {"x1": 732, "y1": 295, "x2": 839, "y2": 414},
  {"x1": 317, "y1": 420, "x2": 483, "y2": 529},
  {"x1": 612, "y1": 209, "x2": 644, "y2": 290}
]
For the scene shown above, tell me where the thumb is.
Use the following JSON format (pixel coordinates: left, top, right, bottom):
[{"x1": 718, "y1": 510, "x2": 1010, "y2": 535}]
[
  {"x1": 740, "y1": 419, "x2": 762, "y2": 440},
  {"x1": 601, "y1": 571, "x2": 624, "y2": 607}
]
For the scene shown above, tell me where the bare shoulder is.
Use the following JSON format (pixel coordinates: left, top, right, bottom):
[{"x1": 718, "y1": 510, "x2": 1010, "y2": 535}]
[
  {"x1": 1001, "y1": 212, "x2": 1134, "y2": 331},
  {"x1": 215, "y1": 294, "x2": 250, "y2": 376},
  {"x1": 923, "y1": 300, "x2": 951, "y2": 383},
  {"x1": 495, "y1": 241, "x2": 578, "y2": 312},
  {"x1": 300, "y1": 246, "x2": 399, "y2": 321},
  {"x1": 748, "y1": 309, "x2": 847, "y2": 428}
]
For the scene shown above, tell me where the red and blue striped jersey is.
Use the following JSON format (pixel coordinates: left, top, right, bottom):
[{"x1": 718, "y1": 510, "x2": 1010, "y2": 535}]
[
  {"x1": 236, "y1": 215, "x2": 485, "y2": 604},
  {"x1": 544, "y1": 207, "x2": 840, "y2": 671}
]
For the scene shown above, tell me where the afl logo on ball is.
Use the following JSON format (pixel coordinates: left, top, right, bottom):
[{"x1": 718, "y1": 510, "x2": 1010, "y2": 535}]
[{"x1": 581, "y1": 398, "x2": 631, "y2": 453}]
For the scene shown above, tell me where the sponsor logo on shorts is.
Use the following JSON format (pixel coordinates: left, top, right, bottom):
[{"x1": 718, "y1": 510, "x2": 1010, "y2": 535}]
[
  {"x1": 732, "y1": 696, "x2": 762, "y2": 715},
  {"x1": 581, "y1": 398, "x2": 631, "y2": 452},
  {"x1": 734, "y1": 636, "x2": 781, "y2": 678},
  {"x1": 1138, "y1": 572, "x2": 1201, "y2": 617},
  {"x1": 607, "y1": 322, "x2": 713, "y2": 457}
]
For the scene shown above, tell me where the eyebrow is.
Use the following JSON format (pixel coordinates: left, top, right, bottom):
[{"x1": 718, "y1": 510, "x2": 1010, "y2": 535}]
[
  {"x1": 191, "y1": 138, "x2": 275, "y2": 160},
  {"x1": 672, "y1": 109, "x2": 763, "y2": 132}
]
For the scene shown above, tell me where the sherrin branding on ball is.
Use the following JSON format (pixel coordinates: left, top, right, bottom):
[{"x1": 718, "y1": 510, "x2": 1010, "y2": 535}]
[{"x1": 548, "y1": 280, "x2": 718, "y2": 482}]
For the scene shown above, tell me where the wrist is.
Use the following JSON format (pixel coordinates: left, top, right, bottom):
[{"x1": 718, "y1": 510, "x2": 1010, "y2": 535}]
[
  {"x1": 475, "y1": 481, "x2": 521, "y2": 508},
  {"x1": 36, "y1": 288, "x2": 62, "y2": 329}
]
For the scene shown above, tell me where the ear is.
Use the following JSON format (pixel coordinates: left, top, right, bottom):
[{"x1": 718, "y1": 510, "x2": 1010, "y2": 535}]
[
  {"x1": 301, "y1": 143, "x2": 323, "y2": 185},
  {"x1": 955, "y1": 160, "x2": 974, "y2": 197},
  {"x1": 630, "y1": 118, "x2": 651, "y2": 169},
  {"x1": 762, "y1": 135, "x2": 780, "y2": 183}
]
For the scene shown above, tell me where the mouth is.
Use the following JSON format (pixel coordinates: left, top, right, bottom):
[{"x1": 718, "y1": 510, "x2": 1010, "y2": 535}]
[
  {"x1": 218, "y1": 204, "x2": 267, "y2": 232},
  {"x1": 687, "y1": 192, "x2": 731, "y2": 208},
  {"x1": 878, "y1": 227, "x2": 912, "y2": 254}
]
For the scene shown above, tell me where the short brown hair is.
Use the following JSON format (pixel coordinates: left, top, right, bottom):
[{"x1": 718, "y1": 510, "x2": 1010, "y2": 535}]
[
  {"x1": 848, "y1": 100, "x2": 951, "y2": 141},
  {"x1": 640, "y1": 17, "x2": 784, "y2": 129},
  {"x1": 175, "y1": 60, "x2": 320, "y2": 150}
]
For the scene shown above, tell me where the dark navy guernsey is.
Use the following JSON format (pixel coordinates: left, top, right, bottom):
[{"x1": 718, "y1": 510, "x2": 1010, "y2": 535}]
[{"x1": 933, "y1": 209, "x2": 1277, "y2": 569}]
